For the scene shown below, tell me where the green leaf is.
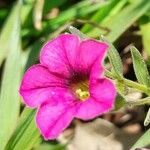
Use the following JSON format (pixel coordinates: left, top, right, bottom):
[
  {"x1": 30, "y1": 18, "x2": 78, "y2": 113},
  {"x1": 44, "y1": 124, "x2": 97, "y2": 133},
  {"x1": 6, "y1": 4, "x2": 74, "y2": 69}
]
[
  {"x1": 35, "y1": 143, "x2": 66, "y2": 150},
  {"x1": 5, "y1": 108, "x2": 40, "y2": 150},
  {"x1": 131, "y1": 128, "x2": 150, "y2": 149},
  {"x1": 81, "y1": 0, "x2": 125, "y2": 33},
  {"x1": 130, "y1": 46, "x2": 150, "y2": 129},
  {"x1": 131, "y1": 46, "x2": 150, "y2": 87},
  {"x1": 114, "y1": 80, "x2": 127, "y2": 110},
  {"x1": 114, "y1": 93, "x2": 126, "y2": 110},
  {"x1": 0, "y1": 1, "x2": 22, "y2": 149},
  {"x1": 144, "y1": 107, "x2": 150, "y2": 126},
  {"x1": 86, "y1": 0, "x2": 150, "y2": 42},
  {"x1": 43, "y1": 0, "x2": 67, "y2": 15},
  {"x1": 23, "y1": 40, "x2": 44, "y2": 70},
  {"x1": 0, "y1": 1, "x2": 35, "y2": 65},
  {"x1": 140, "y1": 22, "x2": 150, "y2": 56},
  {"x1": 0, "y1": 1, "x2": 21, "y2": 66},
  {"x1": 100, "y1": 35, "x2": 123, "y2": 78},
  {"x1": 69, "y1": 26, "x2": 87, "y2": 40},
  {"x1": 43, "y1": 0, "x2": 104, "y2": 31},
  {"x1": 106, "y1": 0, "x2": 150, "y2": 42},
  {"x1": 21, "y1": 0, "x2": 35, "y2": 26}
]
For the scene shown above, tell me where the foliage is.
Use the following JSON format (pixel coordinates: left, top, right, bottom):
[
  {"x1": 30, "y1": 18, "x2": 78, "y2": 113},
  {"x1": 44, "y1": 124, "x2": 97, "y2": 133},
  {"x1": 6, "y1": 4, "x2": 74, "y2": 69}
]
[{"x1": 0, "y1": 0, "x2": 150, "y2": 149}]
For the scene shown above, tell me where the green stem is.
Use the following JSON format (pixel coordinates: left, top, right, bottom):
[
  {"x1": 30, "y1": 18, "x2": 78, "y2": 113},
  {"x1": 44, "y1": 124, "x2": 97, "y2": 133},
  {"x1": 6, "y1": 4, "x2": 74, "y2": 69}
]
[
  {"x1": 123, "y1": 78, "x2": 150, "y2": 95},
  {"x1": 105, "y1": 70, "x2": 150, "y2": 95}
]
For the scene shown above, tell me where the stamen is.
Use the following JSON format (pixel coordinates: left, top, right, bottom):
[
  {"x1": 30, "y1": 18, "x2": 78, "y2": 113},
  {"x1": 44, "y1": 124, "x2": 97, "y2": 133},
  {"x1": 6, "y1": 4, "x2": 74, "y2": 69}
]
[
  {"x1": 75, "y1": 88, "x2": 90, "y2": 101},
  {"x1": 70, "y1": 73, "x2": 89, "y2": 101}
]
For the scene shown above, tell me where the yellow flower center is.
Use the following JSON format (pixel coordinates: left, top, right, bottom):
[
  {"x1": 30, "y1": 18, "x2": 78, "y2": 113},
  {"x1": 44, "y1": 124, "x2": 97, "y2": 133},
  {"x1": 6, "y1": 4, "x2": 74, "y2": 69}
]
[
  {"x1": 75, "y1": 88, "x2": 90, "y2": 101},
  {"x1": 71, "y1": 80, "x2": 90, "y2": 101}
]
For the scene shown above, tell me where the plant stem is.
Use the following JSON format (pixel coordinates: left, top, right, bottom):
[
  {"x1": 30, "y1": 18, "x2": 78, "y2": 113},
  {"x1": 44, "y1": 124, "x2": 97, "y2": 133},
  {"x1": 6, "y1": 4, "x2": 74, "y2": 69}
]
[
  {"x1": 105, "y1": 70, "x2": 150, "y2": 95},
  {"x1": 123, "y1": 78, "x2": 150, "y2": 95}
]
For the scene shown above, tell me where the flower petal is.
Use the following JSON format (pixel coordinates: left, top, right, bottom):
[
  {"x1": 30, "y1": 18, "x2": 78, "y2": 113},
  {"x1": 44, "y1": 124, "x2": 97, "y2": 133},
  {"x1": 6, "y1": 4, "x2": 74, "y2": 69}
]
[
  {"x1": 19, "y1": 64, "x2": 68, "y2": 108},
  {"x1": 75, "y1": 78, "x2": 116, "y2": 120},
  {"x1": 89, "y1": 59, "x2": 104, "y2": 79},
  {"x1": 76, "y1": 40, "x2": 108, "y2": 73},
  {"x1": 90, "y1": 78, "x2": 116, "y2": 104},
  {"x1": 36, "y1": 101, "x2": 75, "y2": 140},
  {"x1": 75, "y1": 98, "x2": 108, "y2": 120},
  {"x1": 40, "y1": 34, "x2": 80, "y2": 78}
]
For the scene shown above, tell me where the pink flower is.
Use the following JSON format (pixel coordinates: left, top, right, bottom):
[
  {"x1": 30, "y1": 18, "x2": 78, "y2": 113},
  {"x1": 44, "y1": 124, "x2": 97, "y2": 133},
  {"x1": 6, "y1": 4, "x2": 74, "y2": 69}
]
[{"x1": 19, "y1": 34, "x2": 116, "y2": 140}]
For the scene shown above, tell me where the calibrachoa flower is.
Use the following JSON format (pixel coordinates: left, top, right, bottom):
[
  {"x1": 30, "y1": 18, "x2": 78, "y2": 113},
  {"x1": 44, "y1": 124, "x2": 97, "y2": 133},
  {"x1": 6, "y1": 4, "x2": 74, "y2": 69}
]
[{"x1": 19, "y1": 34, "x2": 116, "y2": 140}]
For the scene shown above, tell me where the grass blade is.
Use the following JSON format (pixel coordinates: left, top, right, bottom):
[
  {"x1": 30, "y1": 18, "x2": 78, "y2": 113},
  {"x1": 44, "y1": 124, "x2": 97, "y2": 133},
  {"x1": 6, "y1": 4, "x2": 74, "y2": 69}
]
[
  {"x1": 0, "y1": 2, "x2": 20, "y2": 66},
  {"x1": 0, "y1": 1, "x2": 22, "y2": 149},
  {"x1": 5, "y1": 108, "x2": 40, "y2": 150},
  {"x1": 131, "y1": 128, "x2": 150, "y2": 149},
  {"x1": 86, "y1": 0, "x2": 150, "y2": 42},
  {"x1": 140, "y1": 21, "x2": 150, "y2": 56},
  {"x1": 43, "y1": 0, "x2": 105, "y2": 32},
  {"x1": 81, "y1": 0, "x2": 126, "y2": 33}
]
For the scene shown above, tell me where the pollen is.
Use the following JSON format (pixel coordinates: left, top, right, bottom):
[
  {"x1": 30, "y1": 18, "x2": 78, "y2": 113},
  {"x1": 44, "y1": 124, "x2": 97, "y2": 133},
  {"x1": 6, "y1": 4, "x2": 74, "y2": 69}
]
[
  {"x1": 75, "y1": 88, "x2": 90, "y2": 101},
  {"x1": 70, "y1": 77, "x2": 90, "y2": 101}
]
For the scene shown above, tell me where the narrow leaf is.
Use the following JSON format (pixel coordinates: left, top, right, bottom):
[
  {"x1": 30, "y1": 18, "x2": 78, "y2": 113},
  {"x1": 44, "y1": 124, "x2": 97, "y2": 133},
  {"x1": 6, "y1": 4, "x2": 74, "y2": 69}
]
[
  {"x1": 107, "y1": 0, "x2": 150, "y2": 42},
  {"x1": 0, "y1": 1, "x2": 22, "y2": 149},
  {"x1": 130, "y1": 46, "x2": 150, "y2": 128},
  {"x1": 5, "y1": 108, "x2": 40, "y2": 150},
  {"x1": 100, "y1": 35, "x2": 123, "y2": 78},
  {"x1": 44, "y1": 0, "x2": 104, "y2": 31},
  {"x1": 81, "y1": 0, "x2": 123, "y2": 33},
  {"x1": 114, "y1": 93, "x2": 126, "y2": 110},
  {"x1": 131, "y1": 46, "x2": 150, "y2": 86},
  {"x1": 140, "y1": 22, "x2": 150, "y2": 56},
  {"x1": 144, "y1": 108, "x2": 150, "y2": 126},
  {"x1": 131, "y1": 128, "x2": 150, "y2": 149},
  {"x1": 21, "y1": 0, "x2": 35, "y2": 25},
  {"x1": 69, "y1": 26, "x2": 87, "y2": 40},
  {"x1": 85, "y1": 0, "x2": 150, "y2": 42},
  {"x1": 35, "y1": 143, "x2": 66, "y2": 150},
  {"x1": 0, "y1": 1, "x2": 20, "y2": 66}
]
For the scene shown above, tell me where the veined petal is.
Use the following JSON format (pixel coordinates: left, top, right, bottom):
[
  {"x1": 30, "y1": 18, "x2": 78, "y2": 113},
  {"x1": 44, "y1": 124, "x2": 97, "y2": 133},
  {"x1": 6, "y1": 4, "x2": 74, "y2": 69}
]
[
  {"x1": 89, "y1": 59, "x2": 104, "y2": 79},
  {"x1": 75, "y1": 78, "x2": 116, "y2": 120},
  {"x1": 60, "y1": 34, "x2": 80, "y2": 69},
  {"x1": 19, "y1": 64, "x2": 68, "y2": 108},
  {"x1": 75, "y1": 98, "x2": 109, "y2": 120},
  {"x1": 36, "y1": 101, "x2": 76, "y2": 140},
  {"x1": 90, "y1": 78, "x2": 116, "y2": 104},
  {"x1": 40, "y1": 34, "x2": 80, "y2": 78},
  {"x1": 76, "y1": 40, "x2": 108, "y2": 73}
]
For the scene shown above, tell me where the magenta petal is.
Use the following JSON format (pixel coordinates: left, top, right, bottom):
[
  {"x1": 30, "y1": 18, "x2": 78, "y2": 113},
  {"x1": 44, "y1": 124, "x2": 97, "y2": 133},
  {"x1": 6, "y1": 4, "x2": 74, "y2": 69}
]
[
  {"x1": 76, "y1": 40, "x2": 108, "y2": 73},
  {"x1": 75, "y1": 98, "x2": 109, "y2": 120},
  {"x1": 90, "y1": 59, "x2": 104, "y2": 79},
  {"x1": 19, "y1": 64, "x2": 67, "y2": 108},
  {"x1": 90, "y1": 78, "x2": 116, "y2": 104},
  {"x1": 60, "y1": 34, "x2": 80, "y2": 69},
  {"x1": 36, "y1": 101, "x2": 75, "y2": 140},
  {"x1": 40, "y1": 34, "x2": 80, "y2": 78},
  {"x1": 75, "y1": 78, "x2": 116, "y2": 120}
]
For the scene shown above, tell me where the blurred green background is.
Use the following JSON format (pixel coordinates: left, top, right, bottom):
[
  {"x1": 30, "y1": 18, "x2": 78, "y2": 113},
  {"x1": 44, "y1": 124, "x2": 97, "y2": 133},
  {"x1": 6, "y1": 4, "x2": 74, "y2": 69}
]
[{"x1": 0, "y1": 0, "x2": 150, "y2": 150}]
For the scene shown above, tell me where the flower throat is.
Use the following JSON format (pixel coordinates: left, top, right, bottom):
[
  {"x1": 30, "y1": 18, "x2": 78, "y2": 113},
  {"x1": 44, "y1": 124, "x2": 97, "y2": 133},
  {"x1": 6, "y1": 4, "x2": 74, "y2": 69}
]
[{"x1": 70, "y1": 73, "x2": 90, "y2": 101}]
